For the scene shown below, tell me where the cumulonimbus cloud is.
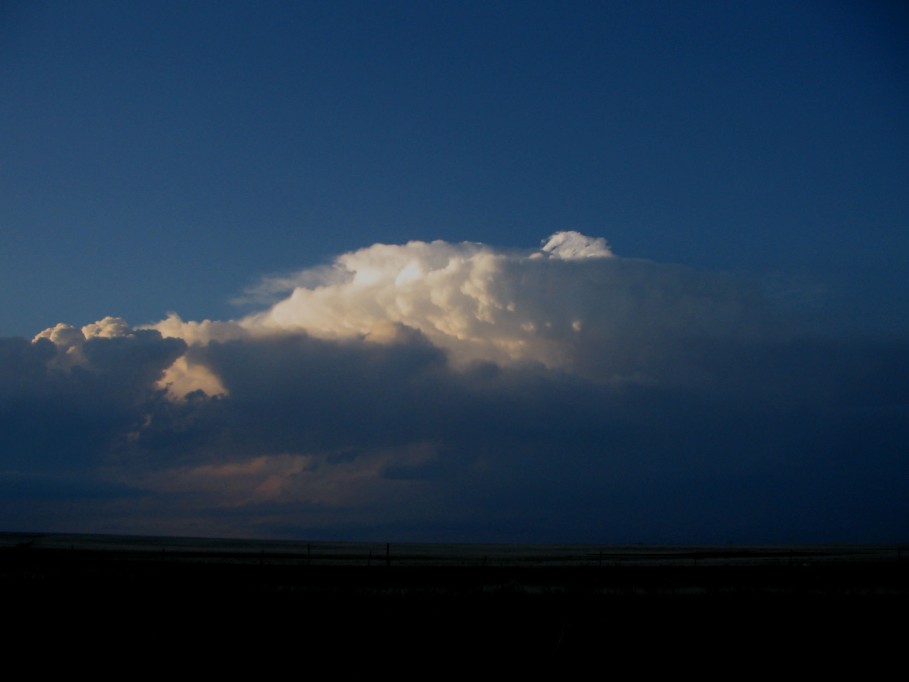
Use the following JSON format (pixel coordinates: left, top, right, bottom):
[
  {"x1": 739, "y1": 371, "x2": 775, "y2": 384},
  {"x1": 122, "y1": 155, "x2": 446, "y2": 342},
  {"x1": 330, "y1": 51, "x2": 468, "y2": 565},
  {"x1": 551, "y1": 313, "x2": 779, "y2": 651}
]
[
  {"x1": 11, "y1": 232, "x2": 907, "y2": 541},
  {"x1": 240, "y1": 231, "x2": 621, "y2": 361},
  {"x1": 154, "y1": 231, "x2": 778, "y2": 381},
  {"x1": 30, "y1": 231, "x2": 785, "y2": 399}
]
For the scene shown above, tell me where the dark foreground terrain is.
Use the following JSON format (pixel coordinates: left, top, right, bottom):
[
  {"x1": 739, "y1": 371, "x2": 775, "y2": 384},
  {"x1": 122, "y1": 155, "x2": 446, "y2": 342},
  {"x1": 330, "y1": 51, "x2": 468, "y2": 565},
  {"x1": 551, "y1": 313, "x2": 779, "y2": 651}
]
[{"x1": 2, "y1": 534, "x2": 905, "y2": 669}]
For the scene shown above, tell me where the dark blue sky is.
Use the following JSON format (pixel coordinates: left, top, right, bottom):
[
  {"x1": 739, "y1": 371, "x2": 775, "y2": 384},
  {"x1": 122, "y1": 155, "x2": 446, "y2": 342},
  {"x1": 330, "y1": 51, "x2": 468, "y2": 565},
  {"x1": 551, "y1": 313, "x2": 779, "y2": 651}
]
[
  {"x1": 3, "y1": 1, "x2": 907, "y2": 336},
  {"x1": 1, "y1": 2, "x2": 907, "y2": 542}
]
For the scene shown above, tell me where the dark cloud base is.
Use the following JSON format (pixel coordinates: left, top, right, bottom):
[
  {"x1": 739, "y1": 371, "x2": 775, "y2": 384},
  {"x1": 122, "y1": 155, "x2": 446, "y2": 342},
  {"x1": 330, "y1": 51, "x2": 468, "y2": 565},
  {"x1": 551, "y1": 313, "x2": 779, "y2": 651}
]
[{"x1": 2, "y1": 323, "x2": 907, "y2": 543}]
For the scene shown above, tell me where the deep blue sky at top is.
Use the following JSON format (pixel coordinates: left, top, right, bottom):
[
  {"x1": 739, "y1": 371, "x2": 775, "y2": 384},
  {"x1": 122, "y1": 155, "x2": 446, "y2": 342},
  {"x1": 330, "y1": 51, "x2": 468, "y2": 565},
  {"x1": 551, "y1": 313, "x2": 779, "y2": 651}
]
[{"x1": 2, "y1": 0, "x2": 907, "y2": 338}]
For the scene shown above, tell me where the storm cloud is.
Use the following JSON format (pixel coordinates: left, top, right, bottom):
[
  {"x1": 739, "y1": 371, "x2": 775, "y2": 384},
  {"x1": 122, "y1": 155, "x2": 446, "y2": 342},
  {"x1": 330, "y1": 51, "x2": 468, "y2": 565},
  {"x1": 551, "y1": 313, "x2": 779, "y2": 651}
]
[{"x1": 2, "y1": 234, "x2": 907, "y2": 542}]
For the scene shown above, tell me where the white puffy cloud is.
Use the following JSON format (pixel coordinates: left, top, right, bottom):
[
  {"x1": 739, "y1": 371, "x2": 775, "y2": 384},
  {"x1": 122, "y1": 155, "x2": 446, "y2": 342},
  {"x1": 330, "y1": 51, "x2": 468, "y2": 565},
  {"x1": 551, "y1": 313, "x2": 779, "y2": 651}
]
[
  {"x1": 150, "y1": 313, "x2": 249, "y2": 346},
  {"x1": 236, "y1": 232, "x2": 776, "y2": 376},
  {"x1": 81, "y1": 316, "x2": 134, "y2": 339},
  {"x1": 33, "y1": 322, "x2": 86, "y2": 347},
  {"x1": 33, "y1": 316, "x2": 145, "y2": 370}
]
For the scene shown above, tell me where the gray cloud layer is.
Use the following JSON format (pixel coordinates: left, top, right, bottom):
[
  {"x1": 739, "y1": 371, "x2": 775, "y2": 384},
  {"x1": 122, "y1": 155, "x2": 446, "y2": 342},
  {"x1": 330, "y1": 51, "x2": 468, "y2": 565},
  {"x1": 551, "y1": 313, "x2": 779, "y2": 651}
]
[{"x1": 2, "y1": 234, "x2": 907, "y2": 542}]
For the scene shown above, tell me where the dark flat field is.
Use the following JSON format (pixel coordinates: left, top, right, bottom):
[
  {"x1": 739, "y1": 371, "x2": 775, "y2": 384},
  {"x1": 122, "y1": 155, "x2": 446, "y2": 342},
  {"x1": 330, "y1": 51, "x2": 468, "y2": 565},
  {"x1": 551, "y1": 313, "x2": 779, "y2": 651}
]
[{"x1": 3, "y1": 533, "x2": 905, "y2": 667}]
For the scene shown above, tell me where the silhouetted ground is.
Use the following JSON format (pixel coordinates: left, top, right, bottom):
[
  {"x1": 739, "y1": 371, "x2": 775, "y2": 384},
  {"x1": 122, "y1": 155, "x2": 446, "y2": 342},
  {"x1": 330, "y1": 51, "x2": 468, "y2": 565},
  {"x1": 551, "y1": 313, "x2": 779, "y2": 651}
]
[{"x1": 2, "y1": 534, "x2": 904, "y2": 670}]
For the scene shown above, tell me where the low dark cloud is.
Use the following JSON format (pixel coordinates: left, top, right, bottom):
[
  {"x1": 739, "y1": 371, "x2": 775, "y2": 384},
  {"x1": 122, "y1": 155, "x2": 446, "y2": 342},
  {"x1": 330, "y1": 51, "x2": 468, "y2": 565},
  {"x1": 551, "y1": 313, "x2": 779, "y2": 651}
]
[
  {"x1": 0, "y1": 331, "x2": 184, "y2": 473},
  {"x1": 3, "y1": 326, "x2": 905, "y2": 542}
]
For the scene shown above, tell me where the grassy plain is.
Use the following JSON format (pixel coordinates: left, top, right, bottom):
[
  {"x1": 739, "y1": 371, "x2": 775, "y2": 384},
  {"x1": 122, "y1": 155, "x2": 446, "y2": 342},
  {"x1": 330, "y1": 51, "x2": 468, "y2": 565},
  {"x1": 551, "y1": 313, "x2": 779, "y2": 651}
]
[{"x1": 2, "y1": 533, "x2": 904, "y2": 667}]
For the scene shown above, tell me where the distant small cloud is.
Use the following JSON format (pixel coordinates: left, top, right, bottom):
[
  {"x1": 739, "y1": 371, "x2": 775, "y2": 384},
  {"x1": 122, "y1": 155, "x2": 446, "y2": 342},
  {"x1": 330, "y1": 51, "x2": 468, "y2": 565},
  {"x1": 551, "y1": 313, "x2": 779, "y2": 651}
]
[{"x1": 538, "y1": 231, "x2": 613, "y2": 260}]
